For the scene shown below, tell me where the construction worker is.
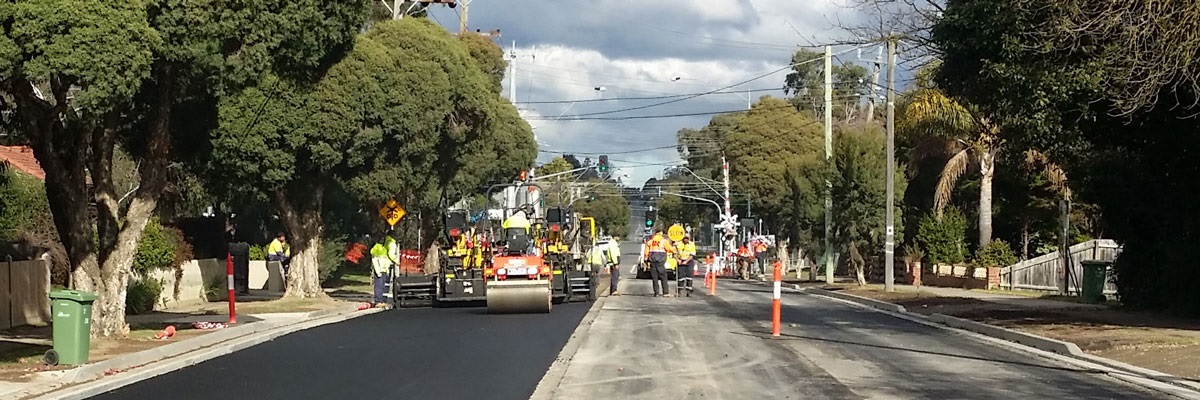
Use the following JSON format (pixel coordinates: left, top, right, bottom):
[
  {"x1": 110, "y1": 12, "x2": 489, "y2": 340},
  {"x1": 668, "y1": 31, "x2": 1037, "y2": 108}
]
[
  {"x1": 603, "y1": 236, "x2": 621, "y2": 296},
  {"x1": 754, "y1": 240, "x2": 769, "y2": 275},
  {"x1": 675, "y1": 235, "x2": 697, "y2": 296},
  {"x1": 501, "y1": 208, "x2": 532, "y2": 254},
  {"x1": 642, "y1": 229, "x2": 675, "y2": 297},
  {"x1": 267, "y1": 232, "x2": 291, "y2": 276},
  {"x1": 736, "y1": 242, "x2": 752, "y2": 279},
  {"x1": 369, "y1": 233, "x2": 395, "y2": 308}
]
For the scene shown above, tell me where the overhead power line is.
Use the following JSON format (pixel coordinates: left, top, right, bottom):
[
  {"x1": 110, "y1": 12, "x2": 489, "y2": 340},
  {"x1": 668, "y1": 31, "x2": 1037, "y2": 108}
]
[
  {"x1": 522, "y1": 88, "x2": 784, "y2": 105},
  {"x1": 538, "y1": 144, "x2": 678, "y2": 155},
  {"x1": 530, "y1": 46, "x2": 869, "y2": 120}
]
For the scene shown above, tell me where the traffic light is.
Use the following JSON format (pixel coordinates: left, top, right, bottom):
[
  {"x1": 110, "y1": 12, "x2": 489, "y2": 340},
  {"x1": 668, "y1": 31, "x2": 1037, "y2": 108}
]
[
  {"x1": 645, "y1": 210, "x2": 656, "y2": 227},
  {"x1": 597, "y1": 155, "x2": 609, "y2": 173}
]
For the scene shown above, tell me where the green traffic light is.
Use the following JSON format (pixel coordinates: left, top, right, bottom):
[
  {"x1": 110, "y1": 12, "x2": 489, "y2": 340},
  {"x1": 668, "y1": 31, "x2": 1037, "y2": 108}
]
[{"x1": 645, "y1": 219, "x2": 653, "y2": 227}]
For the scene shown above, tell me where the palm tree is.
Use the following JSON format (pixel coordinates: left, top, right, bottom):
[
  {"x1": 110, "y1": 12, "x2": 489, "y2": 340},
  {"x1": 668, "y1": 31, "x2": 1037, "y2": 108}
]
[{"x1": 902, "y1": 87, "x2": 1002, "y2": 248}]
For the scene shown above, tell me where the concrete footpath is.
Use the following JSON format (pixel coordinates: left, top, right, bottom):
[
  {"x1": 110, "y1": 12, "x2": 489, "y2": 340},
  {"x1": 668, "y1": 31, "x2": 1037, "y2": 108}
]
[
  {"x1": 533, "y1": 277, "x2": 1165, "y2": 400},
  {"x1": 0, "y1": 304, "x2": 381, "y2": 400}
]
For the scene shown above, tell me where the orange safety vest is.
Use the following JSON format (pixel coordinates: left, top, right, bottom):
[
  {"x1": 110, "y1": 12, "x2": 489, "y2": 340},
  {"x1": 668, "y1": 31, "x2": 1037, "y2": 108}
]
[
  {"x1": 738, "y1": 246, "x2": 751, "y2": 257},
  {"x1": 646, "y1": 235, "x2": 666, "y2": 253},
  {"x1": 755, "y1": 242, "x2": 768, "y2": 253}
]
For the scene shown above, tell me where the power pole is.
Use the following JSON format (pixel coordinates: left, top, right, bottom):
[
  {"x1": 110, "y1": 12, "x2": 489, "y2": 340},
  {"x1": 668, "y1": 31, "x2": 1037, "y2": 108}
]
[
  {"x1": 508, "y1": 40, "x2": 517, "y2": 105},
  {"x1": 866, "y1": 46, "x2": 883, "y2": 123},
  {"x1": 459, "y1": 0, "x2": 471, "y2": 34},
  {"x1": 884, "y1": 38, "x2": 897, "y2": 292},
  {"x1": 391, "y1": 0, "x2": 401, "y2": 19},
  {"x1": 823, "y1": 45, "x2": 834, "y2": 284},
  {"x1": 722, "y1": 156, "x2": 732, "y2": 263}
]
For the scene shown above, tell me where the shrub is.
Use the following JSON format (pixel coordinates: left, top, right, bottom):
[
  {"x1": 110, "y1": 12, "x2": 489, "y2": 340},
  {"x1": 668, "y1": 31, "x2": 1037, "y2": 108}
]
[
  {"x1": 134, "y1": 220, "x2": 176, "y2": 275},
  {"x1": 319, "y1": 237, "x2": 347, "y2": 284},
  {"x1": 126, "y1": 277, "x2": 163, "y2": 315},
  {"x1": 975, "y1": 239, "x2": 1018, "y2": 268},
  {"x1": 916, "y1": 207, "x2": 968, "y2": 265},
  {"x1": 248, "y1": 244, "x2": 266, "y2": 261},
  {"x1": 0, "y1": 167, "x2": 49, "y2": 242}
]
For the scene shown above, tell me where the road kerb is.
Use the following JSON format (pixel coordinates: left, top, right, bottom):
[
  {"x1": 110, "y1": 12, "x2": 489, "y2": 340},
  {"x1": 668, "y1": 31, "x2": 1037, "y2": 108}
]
[
  {"x1": 804, "y1": 288, "x2": 1200, "y2": 400},
  {"x1": 529, "y1": 296, "x2": 608, "y2": 400},
  {"x1": 7, "y1": 305, "x2": 382, "y2": 400},
  {"x1": 925, "y1": 313, "x2": 1084, "y2": 356}
]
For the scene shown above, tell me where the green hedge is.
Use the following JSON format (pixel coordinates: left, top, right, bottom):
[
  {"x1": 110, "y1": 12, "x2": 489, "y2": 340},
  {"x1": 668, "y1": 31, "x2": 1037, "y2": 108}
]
[
  {"x1": 975, "y1": 239, "x2": 1017, "y2": 268},
  {"x1": 0, "y1": 168, "x2": 49, "y2": 242},
  {"x1": 917, "y1": 208, "x2": 969, "y2": 265}
]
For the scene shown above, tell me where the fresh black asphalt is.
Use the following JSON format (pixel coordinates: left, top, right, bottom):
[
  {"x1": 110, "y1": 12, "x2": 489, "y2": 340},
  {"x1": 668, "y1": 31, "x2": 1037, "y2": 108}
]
[{"x1": 93, "y1": 302, "x2": 591, "y2": 400}]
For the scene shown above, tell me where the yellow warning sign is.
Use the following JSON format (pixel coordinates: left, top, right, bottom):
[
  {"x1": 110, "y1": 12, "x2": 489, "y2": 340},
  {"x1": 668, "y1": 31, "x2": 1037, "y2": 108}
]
[
  {"x1": 668, "y1": 224, "x2": 686, "y2": 242},
  {"x1": 379, "y1": 199, "x2": 406, "y2": 226}
]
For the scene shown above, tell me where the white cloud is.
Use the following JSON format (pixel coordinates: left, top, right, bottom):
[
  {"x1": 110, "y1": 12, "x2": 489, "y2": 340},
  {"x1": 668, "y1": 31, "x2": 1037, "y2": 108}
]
[{"x1": 425, "y1": 0, "x2": 868, "y2": 185}]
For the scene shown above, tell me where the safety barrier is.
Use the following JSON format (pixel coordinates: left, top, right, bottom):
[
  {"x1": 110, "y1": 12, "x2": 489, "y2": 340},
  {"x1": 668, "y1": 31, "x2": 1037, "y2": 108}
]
[{"x1": 397, "y1": 250, "x2": 424, "y2": 274}]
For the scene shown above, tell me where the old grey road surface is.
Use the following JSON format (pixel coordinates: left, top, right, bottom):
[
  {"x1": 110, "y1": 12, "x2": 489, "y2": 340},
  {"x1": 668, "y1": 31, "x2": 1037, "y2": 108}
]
[{"x1": 542, "y1": 270, "x2": 1164, "y2": 399}]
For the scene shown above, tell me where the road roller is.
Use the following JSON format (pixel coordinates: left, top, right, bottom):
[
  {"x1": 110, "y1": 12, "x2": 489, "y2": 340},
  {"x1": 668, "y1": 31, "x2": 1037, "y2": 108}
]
[{"x1": 484, "y1": 253, "x2": 553, "y2": 313}]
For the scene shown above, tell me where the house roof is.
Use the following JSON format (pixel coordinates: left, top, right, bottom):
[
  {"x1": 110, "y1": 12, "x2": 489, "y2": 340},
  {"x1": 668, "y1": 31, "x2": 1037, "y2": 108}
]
[{"x1": 0, "y1": 146, "x2": 45, "y2": 181}]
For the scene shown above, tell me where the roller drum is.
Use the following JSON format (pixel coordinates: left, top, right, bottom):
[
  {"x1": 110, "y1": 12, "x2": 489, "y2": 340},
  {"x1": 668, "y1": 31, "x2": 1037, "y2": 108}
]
[{"x1": 486, "y1": 280, "x2": 552, "y2": 314}]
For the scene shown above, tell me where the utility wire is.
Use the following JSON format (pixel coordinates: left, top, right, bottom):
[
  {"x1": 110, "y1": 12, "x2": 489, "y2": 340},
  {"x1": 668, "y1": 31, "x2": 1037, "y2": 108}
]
[{"x1": 529, "y1": 46, "x2": 868, "y2": 119}]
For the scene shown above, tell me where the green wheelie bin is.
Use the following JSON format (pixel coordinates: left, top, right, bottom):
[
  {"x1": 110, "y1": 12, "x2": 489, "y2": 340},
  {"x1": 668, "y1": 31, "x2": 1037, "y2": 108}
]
[
  {"x1": 44, "y1": 290, "x2": 96, "y2": 366},
  {"x1": 1080, "y1": 260, "x2": 1111, "y2": 304}
]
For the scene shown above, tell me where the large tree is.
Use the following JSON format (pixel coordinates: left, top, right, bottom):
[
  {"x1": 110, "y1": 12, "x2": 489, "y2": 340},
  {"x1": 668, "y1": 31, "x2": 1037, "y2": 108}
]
[
  {"x1": 932, "y1": 0, "x2": 1200, "y2": 313},
  {"x1": 0, "y1": 0, "x2": 365, "y2": 336},
  {"x1": 213, "y1": 18, "x2": 533, "y2": 297},
  {"x1": 830, "y1": 125, "x2": 907, "y2": 285},
  {"x1": 901, "y1": 83, "x2": 1002, "y2": 248},
  {"x1": 723, "y1": 97, "x2": 823, "y2": 235}
]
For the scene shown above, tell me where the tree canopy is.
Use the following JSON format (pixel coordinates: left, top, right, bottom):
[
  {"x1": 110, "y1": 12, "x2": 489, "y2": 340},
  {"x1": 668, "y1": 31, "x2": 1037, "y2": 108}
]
[
  {"x1": 212, "y1": 18, "x2": 534, "y2": 297},
  {"x1": 0, "y1": 0, "x2": 368, "y2": 336},
  {"x1": 932, "y1": 0, "x2": 1200, "y2": 313}
]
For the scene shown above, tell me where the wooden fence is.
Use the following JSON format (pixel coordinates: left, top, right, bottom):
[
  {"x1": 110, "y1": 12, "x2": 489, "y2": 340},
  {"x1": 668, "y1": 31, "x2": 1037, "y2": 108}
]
[
  {"x1": 0, "y1": 255, "x2": 51, "y2": 329},
  {"x1": 1000, "y1": 239, "x2": 1121, "y2": 294}
]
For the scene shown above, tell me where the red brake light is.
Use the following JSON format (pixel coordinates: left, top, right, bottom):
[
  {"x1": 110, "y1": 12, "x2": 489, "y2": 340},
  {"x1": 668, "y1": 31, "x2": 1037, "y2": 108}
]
[{"x1": 450, "y1": 228, "x2": 461, "y2": 237}]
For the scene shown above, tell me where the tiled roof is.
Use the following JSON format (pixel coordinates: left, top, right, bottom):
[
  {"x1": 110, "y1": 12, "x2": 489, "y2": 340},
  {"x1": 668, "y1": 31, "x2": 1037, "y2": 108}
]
[{"x1": 0, "y1": 146, "x2": 45, "y2": 181}]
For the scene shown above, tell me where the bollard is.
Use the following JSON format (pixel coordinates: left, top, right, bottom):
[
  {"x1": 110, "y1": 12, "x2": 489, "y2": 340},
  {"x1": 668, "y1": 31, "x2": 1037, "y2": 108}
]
[
  {"x1": 709, "y1": 270, "x2": 717, "y2": 296},
  {"x1": 771, "y1": 261, "x2": 781, "y2": 337},
  {"x1": 226, "y1": 253, "x2": 237, "y2": 324}
]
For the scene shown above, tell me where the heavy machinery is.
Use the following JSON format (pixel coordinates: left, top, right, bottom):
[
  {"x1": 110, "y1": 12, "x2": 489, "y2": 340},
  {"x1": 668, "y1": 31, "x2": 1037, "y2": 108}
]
[
  {"x1": 392, "y1": 181, "x2": 597, "y2": 312},
  {"x1": 483, "y1": 182, "x2": 553, "y2": 314},
  {"x1": 392, "y1": 209, "x2": 493, "y2": 308},
  {"x1": 543, "y1": 206, "x2": 599, "y2": 303}
]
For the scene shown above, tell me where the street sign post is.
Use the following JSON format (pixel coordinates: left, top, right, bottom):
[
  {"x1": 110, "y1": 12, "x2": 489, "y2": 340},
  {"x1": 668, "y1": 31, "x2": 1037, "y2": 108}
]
[{"x1": 379, "y1": 199, "x2": 406, "y2": 227}]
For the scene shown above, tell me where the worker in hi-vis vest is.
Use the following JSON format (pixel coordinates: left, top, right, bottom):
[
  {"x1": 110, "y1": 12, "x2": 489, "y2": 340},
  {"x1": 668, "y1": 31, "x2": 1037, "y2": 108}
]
[
  {"x1": 603, "y1": 237, "x2": 621, "y2": 296},
  {"x1": 675, "y1": 235, "x2": 697, "y2": 296},
  {"x1": 370, "y1": 232, "x2": 398, "y2": 308},
  {"x1": 642, "y1": 230, "x2": 676, "y2": 297}
]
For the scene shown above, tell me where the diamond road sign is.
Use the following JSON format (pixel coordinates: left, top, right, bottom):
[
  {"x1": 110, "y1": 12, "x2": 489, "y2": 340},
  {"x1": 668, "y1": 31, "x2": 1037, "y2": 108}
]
[{"x1": 379, "y1": 199, "x2": 406, "y2": 226}]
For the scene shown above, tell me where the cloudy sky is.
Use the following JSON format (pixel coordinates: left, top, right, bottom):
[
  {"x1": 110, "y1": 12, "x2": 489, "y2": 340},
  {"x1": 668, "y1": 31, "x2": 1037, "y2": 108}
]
[{"x1": 425, "y1": 0, "x2": 877, "y2": 187}]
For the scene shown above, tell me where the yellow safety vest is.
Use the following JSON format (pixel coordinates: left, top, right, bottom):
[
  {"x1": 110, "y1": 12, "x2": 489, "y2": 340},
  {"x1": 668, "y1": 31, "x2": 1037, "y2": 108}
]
[
  {"x1": 677, "y1": 242, "x2": 696, "y2": 261},
  {"x1": 267, "y1": 239, "x2": 290, "y2": 257}
]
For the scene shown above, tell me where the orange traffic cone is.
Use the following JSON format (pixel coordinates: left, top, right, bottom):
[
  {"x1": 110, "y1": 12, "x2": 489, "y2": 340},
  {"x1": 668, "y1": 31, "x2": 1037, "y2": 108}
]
[{"x1": 155, "y1": 325, "x2": 176, "y2": 340}]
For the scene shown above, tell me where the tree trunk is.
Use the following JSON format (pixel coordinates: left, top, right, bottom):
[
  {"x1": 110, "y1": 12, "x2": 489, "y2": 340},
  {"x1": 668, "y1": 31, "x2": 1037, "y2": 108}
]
[
  {"x1": 276, "y1": 184, "x2": 329, "y2": 299},
  {"x1": 978, "y1": 152, "x2": 996, "y2": 249},
  {"x1": 1021, "y1": 221, "x2": 1031, "y2": 260},
  {"x1": 13, "y1": 70, "x2": 175, "y2": 337}
]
